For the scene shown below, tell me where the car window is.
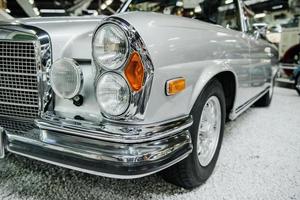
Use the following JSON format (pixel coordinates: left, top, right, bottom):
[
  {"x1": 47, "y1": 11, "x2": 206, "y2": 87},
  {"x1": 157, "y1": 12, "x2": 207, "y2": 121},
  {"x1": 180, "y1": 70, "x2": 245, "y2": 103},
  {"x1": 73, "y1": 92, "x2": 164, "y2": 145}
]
[{"x1": 126, "y1": 0, "x2": 241, "y2": 30}]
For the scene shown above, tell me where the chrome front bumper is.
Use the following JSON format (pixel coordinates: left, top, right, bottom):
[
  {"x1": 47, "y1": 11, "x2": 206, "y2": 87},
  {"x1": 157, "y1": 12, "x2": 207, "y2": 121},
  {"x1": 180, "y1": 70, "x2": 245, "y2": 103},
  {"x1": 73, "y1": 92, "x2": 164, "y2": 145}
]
[{"x1": 0, "y1": 116, "x2": 193, "y2": 179}]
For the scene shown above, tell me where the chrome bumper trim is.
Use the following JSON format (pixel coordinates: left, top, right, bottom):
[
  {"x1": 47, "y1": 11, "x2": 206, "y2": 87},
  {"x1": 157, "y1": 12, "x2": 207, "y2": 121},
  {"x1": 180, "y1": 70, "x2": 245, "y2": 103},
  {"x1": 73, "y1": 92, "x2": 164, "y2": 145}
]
[
  {"x1": 36, "y1": 113, "x2": 193, "y2": 143},
  {"x1": 8, "y1": 146, "x2": 191, "y2": 179},
  {"x1": 3, "y1": 127, "x2": 192, "y2": 179}
]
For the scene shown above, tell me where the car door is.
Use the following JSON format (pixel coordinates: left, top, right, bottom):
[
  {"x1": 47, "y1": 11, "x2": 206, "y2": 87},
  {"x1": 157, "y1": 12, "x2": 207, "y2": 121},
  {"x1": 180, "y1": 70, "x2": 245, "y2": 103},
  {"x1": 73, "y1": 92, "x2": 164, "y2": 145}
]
[
  {"x1": 218, "y1": 0, "x2": 253, "y2": 107},
  {"x1": 240, "y1": 3, "x2": 273, "y2": 97}
]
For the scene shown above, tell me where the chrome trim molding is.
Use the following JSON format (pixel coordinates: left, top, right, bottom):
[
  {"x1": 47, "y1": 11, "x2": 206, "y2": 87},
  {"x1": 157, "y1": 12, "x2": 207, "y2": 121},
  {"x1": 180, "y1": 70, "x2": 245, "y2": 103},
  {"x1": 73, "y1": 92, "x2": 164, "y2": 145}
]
[
  {"x1": 36, "y1": 112, "x2": 193, "y2": 143},
  {"x1": 3, "y1": 125, "x2": 192, "y2": 179},
  {"x1": 8, "y1": 148, "x2": 191, "y2": 179},
  {"x1": 0, "y1": 23, "x2": 52, "y2": 118},
  {"x1": 0, "y1": 127, "x2": 4, "y2": 159},
  {"x1": 229, "y1": 87, "x2": 270, "y2": 120},
  {"x1": 92, "y1": 17, "x2": 154, "y2": 122}
]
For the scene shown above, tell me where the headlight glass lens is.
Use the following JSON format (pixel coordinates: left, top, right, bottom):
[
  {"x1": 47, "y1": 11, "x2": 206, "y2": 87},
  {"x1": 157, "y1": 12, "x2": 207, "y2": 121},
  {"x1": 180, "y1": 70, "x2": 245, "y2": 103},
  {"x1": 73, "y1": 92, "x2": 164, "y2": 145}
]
[
  {"x1": 93, "y1": 24, "x2": 128, "y2": 70},
  {"x1": 50, "y1": 59, "x2": 82, "y2": 99},
  {"x1": 96, "y1": 73, "x2": 130, "y2": 116}
]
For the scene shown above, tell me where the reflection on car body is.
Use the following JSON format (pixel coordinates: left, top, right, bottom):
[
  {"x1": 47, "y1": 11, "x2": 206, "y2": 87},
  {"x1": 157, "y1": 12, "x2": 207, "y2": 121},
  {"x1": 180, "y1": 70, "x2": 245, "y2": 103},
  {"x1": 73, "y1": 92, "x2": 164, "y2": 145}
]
[{"x1": 0, "y1": 0, "x2": 278, "y2": 189}]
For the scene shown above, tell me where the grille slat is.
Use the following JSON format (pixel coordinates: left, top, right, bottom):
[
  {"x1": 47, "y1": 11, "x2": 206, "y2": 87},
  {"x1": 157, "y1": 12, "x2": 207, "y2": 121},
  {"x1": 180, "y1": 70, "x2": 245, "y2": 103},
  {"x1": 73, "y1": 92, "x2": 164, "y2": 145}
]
[
  {"x1": 0, "y1": 117, "x2": 36, "y2": 133},
  {"x1": 0, "y1": 40, "x2": 39, "y2": 119}
]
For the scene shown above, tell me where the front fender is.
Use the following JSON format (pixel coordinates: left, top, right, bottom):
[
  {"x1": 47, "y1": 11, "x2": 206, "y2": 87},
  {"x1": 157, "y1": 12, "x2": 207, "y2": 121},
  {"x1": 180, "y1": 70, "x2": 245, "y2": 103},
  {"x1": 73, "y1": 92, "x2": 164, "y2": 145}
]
[
  {"x1": 143, "y1": 60, "x2": 238, "y2": 124},
  {"x1": 114, "y1": 12, "x2": 243, "y2": 124}
]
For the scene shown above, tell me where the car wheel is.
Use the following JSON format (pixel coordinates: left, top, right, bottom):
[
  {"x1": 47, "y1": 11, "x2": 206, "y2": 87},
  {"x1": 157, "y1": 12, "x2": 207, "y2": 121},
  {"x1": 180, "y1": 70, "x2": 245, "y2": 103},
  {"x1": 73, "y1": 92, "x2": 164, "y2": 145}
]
[
  {"x1": 295, "y1": 75, "x2": 300, "y2": 96},
  {"x1": 161, "y1": 79, "x2": 225, "y2": 189},
  {"x1": 254, "y1": 79, "x2": 275, "y2": 107}
]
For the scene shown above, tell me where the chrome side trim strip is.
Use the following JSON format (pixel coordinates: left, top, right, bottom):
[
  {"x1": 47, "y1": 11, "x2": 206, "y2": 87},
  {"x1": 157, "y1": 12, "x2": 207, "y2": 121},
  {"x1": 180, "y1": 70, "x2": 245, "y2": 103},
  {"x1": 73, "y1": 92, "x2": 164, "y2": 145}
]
[
  {"x1": 36, "y1": 113, "x2": 193, "y2": 143},
  {"x1": 230, "y1": 87, "x2": 270, "y2": 120}
]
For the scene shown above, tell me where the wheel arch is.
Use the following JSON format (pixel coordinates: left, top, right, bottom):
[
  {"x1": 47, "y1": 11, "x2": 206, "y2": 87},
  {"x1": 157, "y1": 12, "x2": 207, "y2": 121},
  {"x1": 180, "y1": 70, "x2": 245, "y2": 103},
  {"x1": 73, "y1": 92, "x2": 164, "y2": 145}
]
[
  {"x1": 281, "y1": 44, "x2": 300, "y2": 63},
  {"x1": 189, "y1": 70, "x2": 238, "y2": 120}
]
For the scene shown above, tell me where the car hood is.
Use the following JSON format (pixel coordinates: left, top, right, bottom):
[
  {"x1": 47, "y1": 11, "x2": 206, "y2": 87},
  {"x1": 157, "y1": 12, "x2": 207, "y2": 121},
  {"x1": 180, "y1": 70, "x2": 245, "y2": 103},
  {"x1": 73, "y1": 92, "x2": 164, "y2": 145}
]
[
  {"x1": 13, "y1": 12, "x2": 234, "y2": 64},
  {"x1": 17, "y1": 16, "x2": 106, "y2": 60}
]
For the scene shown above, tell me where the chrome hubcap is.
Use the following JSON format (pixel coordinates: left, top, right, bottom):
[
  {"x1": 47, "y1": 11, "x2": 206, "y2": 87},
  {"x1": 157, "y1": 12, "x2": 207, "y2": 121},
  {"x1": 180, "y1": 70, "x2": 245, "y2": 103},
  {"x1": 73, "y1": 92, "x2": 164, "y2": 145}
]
[{"x1": 197, "y1": 96, "x2": 221, "y2": 167}]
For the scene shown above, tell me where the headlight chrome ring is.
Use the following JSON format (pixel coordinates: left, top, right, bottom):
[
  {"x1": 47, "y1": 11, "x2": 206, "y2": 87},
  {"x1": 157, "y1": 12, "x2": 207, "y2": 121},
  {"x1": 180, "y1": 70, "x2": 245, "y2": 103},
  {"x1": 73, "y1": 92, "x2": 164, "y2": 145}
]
[
  {"x1": 96, "y1": 72, "x2": 131, "y2": 117},
  {"x1": 92, "y1": 17, "x2": 155, "y2": 121},
  {"x1": 92, "y1": 23, "x2": 129, "y2": 71}
]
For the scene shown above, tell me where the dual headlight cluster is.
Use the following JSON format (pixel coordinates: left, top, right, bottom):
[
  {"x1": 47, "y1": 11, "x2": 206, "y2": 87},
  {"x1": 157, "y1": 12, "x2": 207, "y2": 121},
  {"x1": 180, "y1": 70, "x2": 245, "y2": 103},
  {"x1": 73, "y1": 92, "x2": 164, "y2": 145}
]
[{"x1": 50, "y1": 22, "x2": 145, "y2": 118}]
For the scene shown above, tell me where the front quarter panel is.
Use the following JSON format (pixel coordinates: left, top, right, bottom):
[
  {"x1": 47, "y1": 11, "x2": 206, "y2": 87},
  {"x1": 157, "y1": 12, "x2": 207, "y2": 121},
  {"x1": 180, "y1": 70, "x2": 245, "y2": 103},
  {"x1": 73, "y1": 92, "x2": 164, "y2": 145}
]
[{"x1": 115, "y1": 12, "x2": 249, "y2": 124}]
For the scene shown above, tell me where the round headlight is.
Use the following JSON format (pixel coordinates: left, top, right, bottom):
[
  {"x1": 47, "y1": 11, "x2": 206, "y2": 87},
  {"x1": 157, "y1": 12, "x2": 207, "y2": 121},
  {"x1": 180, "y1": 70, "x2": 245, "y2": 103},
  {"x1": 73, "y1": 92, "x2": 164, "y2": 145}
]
[
  {"x1": 92, "y1": 23, "x2": 129, "y2": 70},
  {"x1": 50, "y1": 58, "x2": 83, "y2": 99},
  {"x1": 96, "y1": 72, "x2": 130, "y2": 116}
]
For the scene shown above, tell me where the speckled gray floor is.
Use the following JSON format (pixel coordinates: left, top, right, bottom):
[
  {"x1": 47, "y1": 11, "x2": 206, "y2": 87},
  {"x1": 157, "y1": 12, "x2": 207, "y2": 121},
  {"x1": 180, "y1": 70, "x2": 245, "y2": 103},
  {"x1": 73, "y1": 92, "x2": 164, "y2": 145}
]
[{"x1": 0, "y1": 87, "x2": 300, "y2": 200}]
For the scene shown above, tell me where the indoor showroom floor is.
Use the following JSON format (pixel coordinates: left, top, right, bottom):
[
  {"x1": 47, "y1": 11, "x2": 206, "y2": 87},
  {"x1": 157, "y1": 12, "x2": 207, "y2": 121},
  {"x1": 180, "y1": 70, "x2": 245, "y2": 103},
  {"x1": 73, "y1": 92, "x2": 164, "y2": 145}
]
[{"x1": 0, "y1": 87, "x2": 299, "y2": 200}]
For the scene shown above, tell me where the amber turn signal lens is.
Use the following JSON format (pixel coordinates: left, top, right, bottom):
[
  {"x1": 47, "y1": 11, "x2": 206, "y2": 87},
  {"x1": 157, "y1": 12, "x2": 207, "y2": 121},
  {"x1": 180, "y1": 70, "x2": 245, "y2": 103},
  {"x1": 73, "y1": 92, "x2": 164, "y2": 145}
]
[
  {"x1": 166, "y1": 78, "x2": 186, "y2": 96},
  {"x1": 125, "y1": 52, "x2": 145, "y2": 92}
]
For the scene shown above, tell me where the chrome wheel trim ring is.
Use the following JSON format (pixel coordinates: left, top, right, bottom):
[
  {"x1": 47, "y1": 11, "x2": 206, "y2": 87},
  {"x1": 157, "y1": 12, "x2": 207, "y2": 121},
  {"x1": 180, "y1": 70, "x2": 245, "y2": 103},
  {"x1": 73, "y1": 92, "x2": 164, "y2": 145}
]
[{"x1": 197, "y1": 96, "x2": 222, "y2": 167}]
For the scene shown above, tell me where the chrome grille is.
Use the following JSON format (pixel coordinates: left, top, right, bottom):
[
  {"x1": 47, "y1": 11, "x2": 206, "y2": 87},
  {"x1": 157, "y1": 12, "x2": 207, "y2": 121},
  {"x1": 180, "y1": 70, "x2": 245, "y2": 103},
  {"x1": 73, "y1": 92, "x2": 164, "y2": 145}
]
[
  {"x1": 0, "y1": 117, "x2": 36, "y2": 132},
  {"x1": 0, "y1": 41, "x2": 39, "y2": 119}
]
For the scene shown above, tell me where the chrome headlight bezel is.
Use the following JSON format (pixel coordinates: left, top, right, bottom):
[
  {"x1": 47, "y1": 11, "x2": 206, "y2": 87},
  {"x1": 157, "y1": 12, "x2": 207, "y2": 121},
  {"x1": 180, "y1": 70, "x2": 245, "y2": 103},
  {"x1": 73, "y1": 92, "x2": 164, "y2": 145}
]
[
  {"x1": 92, "y1": 18, "x2": 154, "y2": 121},
  {"x1": 50, "y1": 58, "x2": 83, "y2": 100},
  {"x1": 92, "y1": 23, "x2": 130, "y2": 71}
]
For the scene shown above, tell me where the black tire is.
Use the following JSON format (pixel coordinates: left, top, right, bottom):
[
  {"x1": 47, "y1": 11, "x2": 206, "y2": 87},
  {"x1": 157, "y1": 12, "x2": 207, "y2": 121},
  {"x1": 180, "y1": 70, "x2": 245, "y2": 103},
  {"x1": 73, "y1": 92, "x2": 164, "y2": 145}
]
[
  {"x1": 295, "y1": 75, "x2": 300, "y2": 96},
  {"x1": 254, "y1": 79, "x2": 275, "y2": 107},
  {"x1": 161, "y1": 79, "x2": 226, "y2": 189}
]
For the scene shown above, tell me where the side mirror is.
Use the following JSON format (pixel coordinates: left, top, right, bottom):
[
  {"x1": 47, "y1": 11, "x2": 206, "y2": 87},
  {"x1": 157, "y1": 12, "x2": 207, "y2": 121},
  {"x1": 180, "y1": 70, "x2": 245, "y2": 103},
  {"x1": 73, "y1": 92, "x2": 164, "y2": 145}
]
[{"x1": 252, "y1": 23, "x2": 268, "y2": 40}]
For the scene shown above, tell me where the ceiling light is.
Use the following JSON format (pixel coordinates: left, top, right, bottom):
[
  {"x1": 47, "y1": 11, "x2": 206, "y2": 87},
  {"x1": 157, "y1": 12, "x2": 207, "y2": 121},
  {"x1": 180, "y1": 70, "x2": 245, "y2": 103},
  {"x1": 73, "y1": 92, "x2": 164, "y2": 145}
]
[
  {"x1": 40, "y1": 9, "x2": 66, "y2": 13},
  {"x1": 194, "y1": 6, "x2": 202, "y2": 13},
  {"x1": 225, "y1": 0, "x2": 233, "y2": 4},
  {"x1": 272, "y1": 5, "x2": 283, "y2": 10},
  {"x1": 100, "y1": 3, "x2": 107, "y2": 10},
  {"x1": 254, "y1": 13, "x2": 266, "y2": 19},
  {"x1": 176, "y1": 1, "x2": 183, "y2": 7},
  {"x1": 33, "y1": 7, "x2": 40, "y2": 16},
  {"x1": 5, "y1": 9, "x2": 11, "y2": 13},
  {"x1": 105, "y1": 0, "x2": 113, "y2": 6}
]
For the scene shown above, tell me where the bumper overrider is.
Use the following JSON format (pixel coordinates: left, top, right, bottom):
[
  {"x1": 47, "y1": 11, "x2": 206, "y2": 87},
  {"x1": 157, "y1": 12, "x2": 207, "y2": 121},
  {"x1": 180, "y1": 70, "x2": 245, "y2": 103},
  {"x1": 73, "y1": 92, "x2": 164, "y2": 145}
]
[{"x1": 0, "y1": 114, "x2": 193, "y2": 178}]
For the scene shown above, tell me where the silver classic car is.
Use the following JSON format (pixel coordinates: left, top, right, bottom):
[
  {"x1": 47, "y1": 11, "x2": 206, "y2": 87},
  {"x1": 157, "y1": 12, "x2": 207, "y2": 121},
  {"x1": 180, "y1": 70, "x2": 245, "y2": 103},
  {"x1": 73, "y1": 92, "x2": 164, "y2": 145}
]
[{"x1": 0, "y1": 0, "x2": 278, "y2": 188}]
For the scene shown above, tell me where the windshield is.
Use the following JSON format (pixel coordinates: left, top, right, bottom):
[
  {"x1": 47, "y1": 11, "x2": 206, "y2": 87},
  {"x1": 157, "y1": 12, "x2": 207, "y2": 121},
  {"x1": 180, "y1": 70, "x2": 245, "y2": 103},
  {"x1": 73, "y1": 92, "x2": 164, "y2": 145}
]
[{"x1": 124, "y1": 0, "x2": 241, "y2": 30}]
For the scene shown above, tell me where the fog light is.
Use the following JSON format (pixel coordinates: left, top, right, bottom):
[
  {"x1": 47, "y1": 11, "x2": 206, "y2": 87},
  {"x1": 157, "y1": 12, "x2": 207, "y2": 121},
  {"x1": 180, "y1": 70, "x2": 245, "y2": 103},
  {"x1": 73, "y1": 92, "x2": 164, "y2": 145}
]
[{"x1": 50, "y1": 58, "x2": 83, "y2": 99}]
